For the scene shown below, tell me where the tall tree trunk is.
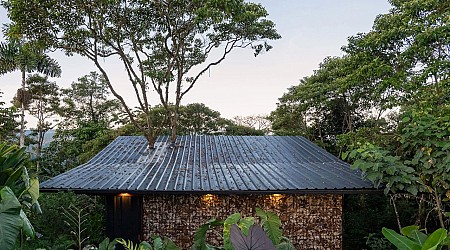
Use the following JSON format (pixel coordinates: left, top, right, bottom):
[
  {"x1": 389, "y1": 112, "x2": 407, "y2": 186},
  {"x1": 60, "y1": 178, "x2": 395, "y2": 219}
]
[
  {"x1": 170, "y1": 110, "x2": 178, "y2": 143},
  {"x1": 19, "y1": 69, "x2": 26, "y2": 147},
  {"x1": 144, "y1": 132, "x2": 156, "y2": 149}
]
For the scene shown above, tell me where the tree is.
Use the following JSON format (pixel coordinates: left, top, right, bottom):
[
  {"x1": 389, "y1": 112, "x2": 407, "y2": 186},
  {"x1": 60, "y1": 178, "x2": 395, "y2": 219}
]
[
  {"x1": 233, "y1": 115, "x2": 271, "y2": 134},
  {"x1": 4, "y1": 0, "x2": 280, "y2": 147},
  {"x1": 179, "y1": 103, "x2": 230, "y2": 135},
  {"x1": 59, "y1": 72, "x2": 122, "y2": 129},
  {"x1": 0, "y1": 91, "x2": 19, "y2": 142},
  {"x1": 343, "y1": 0, "x2": 450, "y2": 108},
  {"x1": 25, "y1": 74, "x2": 60, "y2": 172},
  {"x1": 40, "y1": 72, "x2": 122, "y2": 177},
  {"x1": 0, "y1": 39, "x2": 61, "y2": 147},
  {"x1": 346, "y1": 104, "x2": 450, "y2": 230}
]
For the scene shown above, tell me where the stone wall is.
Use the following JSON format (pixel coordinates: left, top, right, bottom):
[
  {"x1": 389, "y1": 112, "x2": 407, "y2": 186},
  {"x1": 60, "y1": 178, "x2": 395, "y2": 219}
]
[{"x1": 142, "y1": 194, "x2": 342, "y2": 249}]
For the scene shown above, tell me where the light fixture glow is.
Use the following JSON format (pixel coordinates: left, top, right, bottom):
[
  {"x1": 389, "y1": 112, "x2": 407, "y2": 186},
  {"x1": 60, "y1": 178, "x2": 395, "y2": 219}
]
[
  {"x1": 118, "y1": 193, "x2": 131, "y2": 197},
  {"x1": 269, "y1": 194, "x2": 284, "y2": 204},
  {"x1": 201, "y1": 194, "x2": 218, "y2": 205}
]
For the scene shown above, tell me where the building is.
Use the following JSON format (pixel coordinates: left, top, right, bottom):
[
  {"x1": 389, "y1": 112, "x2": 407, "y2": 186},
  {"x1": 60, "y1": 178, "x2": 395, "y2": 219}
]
[{"x1": 41, "y1": 135, "x2": 373, "y2": 249}]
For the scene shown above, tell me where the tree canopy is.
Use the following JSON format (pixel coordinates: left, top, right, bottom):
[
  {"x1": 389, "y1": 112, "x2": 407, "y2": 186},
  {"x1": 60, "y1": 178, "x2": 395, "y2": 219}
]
[{"x1": 3, "y1": 0, "x2": 280, "y2": 147}]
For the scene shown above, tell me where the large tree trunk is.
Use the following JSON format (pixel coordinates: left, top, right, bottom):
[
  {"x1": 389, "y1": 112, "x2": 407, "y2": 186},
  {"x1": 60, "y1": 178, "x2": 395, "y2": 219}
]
[
  {"x1": 19, "y1": 69, "x2": 26, "y2": 147},
  {"x1": 144, "y1": 132, "x2": 156, "y2": 149},
  {"x1": 170, "y1": 111, "x2": 178, "y2": 143}
]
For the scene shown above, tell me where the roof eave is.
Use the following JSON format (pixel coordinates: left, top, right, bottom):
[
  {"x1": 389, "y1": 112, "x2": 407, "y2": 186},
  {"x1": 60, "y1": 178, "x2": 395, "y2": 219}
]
[{"x1": 39, "y1": 187, "x2": 380, "y2": 195}]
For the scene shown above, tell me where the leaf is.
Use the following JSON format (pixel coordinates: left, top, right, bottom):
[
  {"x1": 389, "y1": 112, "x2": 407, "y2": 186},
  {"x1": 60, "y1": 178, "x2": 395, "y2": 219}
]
[
  {"x1": 162, "y1": 237, "x2": 180, "y2": 250},
  {"x1": 223, "y1": 213, "x2": 241, "y2": 250},
  {"x1": 151, "y1": 237, "x2": 162, "y2": 250},
  {"x1": 401, "y1": 226, "x2": 428, "y2": 247},
  {"x1": 341, "y1": 151, "x2": 349, "y2": 160},
  {"x1": 238, "y1": 217, "x2": 255, "y2": 236},
  {"x1": 401, "y1": 225, "x2": 419, "y2": 237},
  {"x1": 382, "y1": 228, "x2": 421, "y2": 250},
  {"x1": 20, "y1": 209, "x2": 35, "y2": 238},
  {"x1": 230, "y1": 224, "x2": 276, "y2": 250},
  {"x1": 192, "y1": 218, "x2": 223, "y2": 250},
  {"x1": 255, "y1": 208, "x2": 282, "y2": 245},
  {"x1": 422, "y1": 228, "x2": 447, "y2": 250},
  {"x1": 27, "y1": 178, "x2": 40, "y2": 204},
  {"x1": 139, "y1": 240, "x2": 152, "y2": 250},
  {"x1": 0, "y1": 186, "x2": 22, "y2": 250},
  {"x1": 98, "y1": 237, "x2": 111, "y2": 250}
]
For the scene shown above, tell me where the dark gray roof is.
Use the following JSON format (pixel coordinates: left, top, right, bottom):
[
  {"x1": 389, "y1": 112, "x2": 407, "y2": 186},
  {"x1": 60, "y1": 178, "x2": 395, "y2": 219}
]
[{"x1": 40, "y1": 135, "x2": 373, "y2": 194}]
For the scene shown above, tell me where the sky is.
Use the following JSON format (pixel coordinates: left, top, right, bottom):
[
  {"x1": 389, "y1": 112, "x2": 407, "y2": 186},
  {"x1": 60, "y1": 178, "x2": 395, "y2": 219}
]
[{"x1": 0, "y1": 1, "x2": 392, "y2": 127}]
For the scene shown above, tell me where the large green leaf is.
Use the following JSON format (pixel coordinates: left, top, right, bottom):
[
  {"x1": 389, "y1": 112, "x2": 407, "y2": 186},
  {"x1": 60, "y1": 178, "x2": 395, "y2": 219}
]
[
  {"x1": 401, "y1": 226, "x2": 428, "y2": 247},
  {"x1": 223, "y1": 213, "x2": 241, "y2": 250},
  {"x1": 0, "y1": 186, "x2": 22, "y2": 250},
  {"x1": 382, "y1": 227, "x2": 421, "y2": 250},
  {"x1": 19, "y1": 209, "x2": 35, "y2": 238},
  {"x1": 98, "y1": 237, "x2": 118, "y2": 250},
  {"x1": 255, "y1": 208, "x2": 282, "y2": 245},
  {"x1": 192, "y1": 218, "x2": 223, "y2": 250},
  {"x1": 421, "y1": 228, "x2": 448, "y2": 250},
  {"x1": 238, "y1": 217, "x2": 255, "y2": 236},
  {"x1": 27, "y1": 177, "x2": 39, "y2": 204},
  {"x1": 162, "y1": 237, "x2": 180, "y2": 250}
]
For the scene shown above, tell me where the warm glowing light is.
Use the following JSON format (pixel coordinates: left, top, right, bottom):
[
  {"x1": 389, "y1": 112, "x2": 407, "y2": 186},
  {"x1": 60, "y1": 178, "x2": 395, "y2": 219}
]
[
  {"x1": 201, "y1": 194, "x2": 218, "y2": 205},
  {"x1": 269, "y1": 194, "x2": 284, "y2": 204},
  {"x1": 118, "y1": 193, "x2": 131, "y2": 197}
]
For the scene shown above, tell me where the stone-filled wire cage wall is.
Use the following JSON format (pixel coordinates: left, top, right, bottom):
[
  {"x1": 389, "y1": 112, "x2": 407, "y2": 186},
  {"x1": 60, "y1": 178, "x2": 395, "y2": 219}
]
[{"x1": 142, "y1": 194, "x2": 343, "y2": 249}]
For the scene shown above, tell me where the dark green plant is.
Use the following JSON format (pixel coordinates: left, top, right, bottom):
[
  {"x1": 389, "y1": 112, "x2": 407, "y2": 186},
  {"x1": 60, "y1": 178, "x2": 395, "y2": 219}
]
[
  {"x1": 62, "y1": 205, "x2": 89, "y2": 250},
  {"x1": 117, "y1": 237, "x2": 179, "y2": 250},
  {"x1": 192, "y1": 208, "x2": 294, "y2": 250},
  {"x1": 0, "y1": 143, "x2": 40, "y2": 249},
  {"x1": 0, "y1": 186, "x2": 22, "y2": 250},
  {"x1": 382, "y1": 226, "x2": 450, "y2": 250},
  {"x1": 18, "y1": 192, "x2": 105, "y2": 250}
]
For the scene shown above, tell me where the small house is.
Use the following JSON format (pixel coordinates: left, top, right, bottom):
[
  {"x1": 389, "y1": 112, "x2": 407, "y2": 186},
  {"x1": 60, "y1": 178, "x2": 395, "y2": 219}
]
[{"x1": 41, "y1": 135, "x2": 373, "y2": 249}]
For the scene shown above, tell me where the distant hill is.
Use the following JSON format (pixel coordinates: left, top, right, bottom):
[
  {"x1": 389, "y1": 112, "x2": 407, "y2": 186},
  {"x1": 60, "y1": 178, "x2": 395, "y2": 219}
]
[{"x1": 24, "y1": 129, "x2": 56, "y2": 148}]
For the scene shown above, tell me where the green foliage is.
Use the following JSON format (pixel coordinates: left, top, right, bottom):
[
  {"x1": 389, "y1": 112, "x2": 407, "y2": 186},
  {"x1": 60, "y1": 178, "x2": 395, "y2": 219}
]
[
  {"x1": 346, "y1": 104, "x2": 450, "y2": 227},
  {"x1": 0, "y1": 186, "x2": 22, "y2": 250},
  {"x1": 365, "y1": 233, "x2": 394, "y2": 250},
  {"x1": 62, "y1": 205, "x2": 89, "y2": 250},
  {"x1": 255, "y1": 208, "x2": 282, "y2": 245},
  {"x1": 343, "y1": 194, "x2": 416, "y2": 250},
  {"x1": 0, "y1": 39, "x2": 61, "y2": 78},
  {"x1": 19, "y1": 192, "x2": 106, "y2": 250},
  {"x1": 192, "y1": 208, "x2": 293, "y2": 250},
  {"x1": 117, "y1": 237, "x2": 180, "y2": 250},
  {"x1": 4, "y1": 0, "x2": 280, "y2": 146},
  {"x1": 192, "y1": 218, "x2": 224, "y2": 250},
  {"x1": 382, "y1": 226, "x2": 450, "y2": 250},
  {"x1": 0, "y1": 91, "x2": 19, "y2": 143},
  {"x1": 0, "y1": 143, "x2": 40, "y2": 245},
  {"x1": 98, "y1": 237, "x2": 118, "y2": 250},
  {"x1": 59, "y1": 72, "x2": 122, "y2": 128}
]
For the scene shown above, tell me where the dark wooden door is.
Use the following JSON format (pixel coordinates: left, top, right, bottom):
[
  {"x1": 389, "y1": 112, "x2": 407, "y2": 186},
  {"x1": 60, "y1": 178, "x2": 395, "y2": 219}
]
[{"x1": 106, "y1": 195, "x2": 142, "y2": 243}]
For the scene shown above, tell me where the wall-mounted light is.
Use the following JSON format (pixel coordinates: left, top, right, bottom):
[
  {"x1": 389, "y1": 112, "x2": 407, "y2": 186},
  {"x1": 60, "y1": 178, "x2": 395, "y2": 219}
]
[
  {"x1": 201, "y1": 194, "x2": 218, "y2": 206},
  {"x1": 118, "y1": 193, "x2": 131, "y2": 197},
  {"x1": 269, "y1": 194, "x2": 284, "y2": 204}
]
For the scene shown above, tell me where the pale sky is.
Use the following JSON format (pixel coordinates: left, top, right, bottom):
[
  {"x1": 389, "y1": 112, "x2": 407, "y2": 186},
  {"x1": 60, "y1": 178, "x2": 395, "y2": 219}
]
[{"x1": 0, "y1": 1, "x2": 391, "y2": 128}]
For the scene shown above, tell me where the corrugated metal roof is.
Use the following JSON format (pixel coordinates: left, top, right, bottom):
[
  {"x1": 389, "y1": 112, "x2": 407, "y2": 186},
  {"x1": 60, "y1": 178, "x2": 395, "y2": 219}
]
[{"x1": 40, "y1": 135, "x2": 373, "y2": 194}]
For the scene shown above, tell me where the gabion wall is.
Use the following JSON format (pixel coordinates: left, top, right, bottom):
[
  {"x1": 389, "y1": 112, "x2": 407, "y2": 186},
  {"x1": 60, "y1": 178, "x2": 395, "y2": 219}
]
[{"x1": 142, "y1": 194, "x2": 342, "y2": 249}]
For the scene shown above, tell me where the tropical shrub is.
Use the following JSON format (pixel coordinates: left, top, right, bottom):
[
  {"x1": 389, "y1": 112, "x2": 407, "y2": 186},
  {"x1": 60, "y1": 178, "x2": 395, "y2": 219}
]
[
  {"x1": 0, "y1": 143, "x2": 40, "y2": 250},
  {"x1": 382, "y1": 226, "x2": 450, "y2": 250},
  {"x1": 192, "y1": 207, "x2": 295, "y2": 250}
]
